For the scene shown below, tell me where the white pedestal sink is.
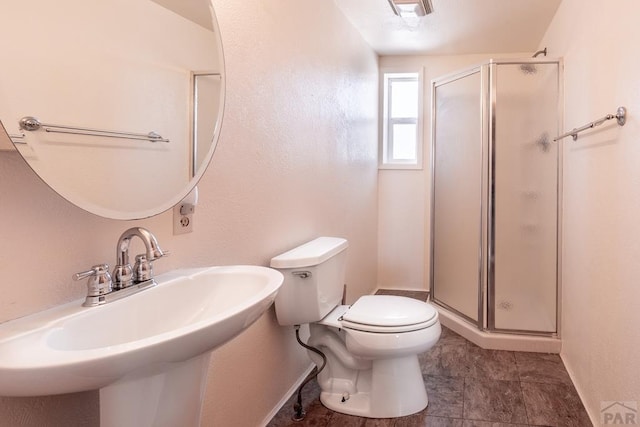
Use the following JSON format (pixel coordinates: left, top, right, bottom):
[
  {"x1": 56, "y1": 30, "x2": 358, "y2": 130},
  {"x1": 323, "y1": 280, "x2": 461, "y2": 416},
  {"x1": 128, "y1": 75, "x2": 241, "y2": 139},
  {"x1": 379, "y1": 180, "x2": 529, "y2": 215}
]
[{"x1": 0, "y1": 265, "x2": 283, "y2": 426}]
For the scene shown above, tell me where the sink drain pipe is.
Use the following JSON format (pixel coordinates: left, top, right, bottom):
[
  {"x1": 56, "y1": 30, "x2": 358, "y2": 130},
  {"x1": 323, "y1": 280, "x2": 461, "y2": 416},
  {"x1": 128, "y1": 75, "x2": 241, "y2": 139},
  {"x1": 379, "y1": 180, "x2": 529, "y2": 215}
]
[{"x1": 292, "y1": 325, "x2": 327, "y2": 422}]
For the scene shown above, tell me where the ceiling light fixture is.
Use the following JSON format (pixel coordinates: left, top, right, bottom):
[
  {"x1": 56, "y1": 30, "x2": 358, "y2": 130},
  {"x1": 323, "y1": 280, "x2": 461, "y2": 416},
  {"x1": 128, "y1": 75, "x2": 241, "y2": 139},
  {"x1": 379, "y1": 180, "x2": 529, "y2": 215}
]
[{"x1": 387, "y1": 0, "x2": 433, "y2": 18}]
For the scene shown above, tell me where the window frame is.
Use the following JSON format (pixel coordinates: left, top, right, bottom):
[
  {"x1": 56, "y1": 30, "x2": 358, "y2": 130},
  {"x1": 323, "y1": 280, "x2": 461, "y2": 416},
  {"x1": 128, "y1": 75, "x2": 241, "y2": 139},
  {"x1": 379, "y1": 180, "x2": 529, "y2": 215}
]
[{"x1": 379, "y1": 69, "x2": 424, "y2": 170}]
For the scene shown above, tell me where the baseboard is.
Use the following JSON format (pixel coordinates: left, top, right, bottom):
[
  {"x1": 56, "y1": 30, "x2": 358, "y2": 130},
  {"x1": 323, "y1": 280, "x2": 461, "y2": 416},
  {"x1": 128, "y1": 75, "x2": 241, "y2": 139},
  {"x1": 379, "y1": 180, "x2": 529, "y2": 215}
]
[
  {"x1": 373, "y1": 286, "x2": 429, "y2": 293},
  {"x1": 560, "y1": 353, "x2": 597, "y2": 426},
  {"x1": 259, "y1": 363, "x2": 315, "y2": 427}
]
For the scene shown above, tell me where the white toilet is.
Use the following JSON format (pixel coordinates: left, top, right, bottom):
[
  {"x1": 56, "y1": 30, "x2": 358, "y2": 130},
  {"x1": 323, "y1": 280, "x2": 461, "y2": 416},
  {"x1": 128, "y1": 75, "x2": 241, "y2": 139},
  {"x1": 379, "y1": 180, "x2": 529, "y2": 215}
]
[{"x1": 271, "y1": 237, "x2": 441, "y2": 418}]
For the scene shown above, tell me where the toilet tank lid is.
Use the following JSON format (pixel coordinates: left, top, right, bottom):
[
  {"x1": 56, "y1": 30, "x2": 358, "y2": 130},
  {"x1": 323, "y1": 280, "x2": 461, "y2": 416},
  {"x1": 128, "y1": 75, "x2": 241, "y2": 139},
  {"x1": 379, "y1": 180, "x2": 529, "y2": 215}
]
[{"x1": 270, "y1": 237, "x2": 348, "y2": 268}]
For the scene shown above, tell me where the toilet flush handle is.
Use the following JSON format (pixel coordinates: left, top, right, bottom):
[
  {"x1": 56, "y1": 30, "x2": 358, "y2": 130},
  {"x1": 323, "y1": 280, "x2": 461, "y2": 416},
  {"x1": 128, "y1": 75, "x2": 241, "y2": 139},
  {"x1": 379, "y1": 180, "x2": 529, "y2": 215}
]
[{"x1": 292, "y1": 271, "x2": 312, "y2": 279}]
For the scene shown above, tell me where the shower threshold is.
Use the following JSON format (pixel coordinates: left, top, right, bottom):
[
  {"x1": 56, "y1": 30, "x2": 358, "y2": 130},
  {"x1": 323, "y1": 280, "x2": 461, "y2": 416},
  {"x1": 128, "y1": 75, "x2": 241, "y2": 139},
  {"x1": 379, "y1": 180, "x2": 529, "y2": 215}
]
[{"x1": 436, "y1": 304, "x2": 561, "y2": 353}]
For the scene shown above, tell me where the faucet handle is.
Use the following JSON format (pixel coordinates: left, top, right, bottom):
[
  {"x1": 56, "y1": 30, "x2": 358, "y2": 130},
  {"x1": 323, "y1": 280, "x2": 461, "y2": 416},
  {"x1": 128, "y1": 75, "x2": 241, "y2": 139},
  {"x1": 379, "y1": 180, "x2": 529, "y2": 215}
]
[
  {"x1": 150, "y1": 249, "x2": 170, "y2": 262},
  {"x1": 133, "y1": 254, "x2": 152, "y2": 282},
  {"x1": 133, "y1": 250, "x2": 169, "y2": 282},
  {"x1": 73, "y1": 264, "x2": 109, "y2": 281},
  {"x1": 73, "y1": 264, "x2": 113, "y2": 297}
]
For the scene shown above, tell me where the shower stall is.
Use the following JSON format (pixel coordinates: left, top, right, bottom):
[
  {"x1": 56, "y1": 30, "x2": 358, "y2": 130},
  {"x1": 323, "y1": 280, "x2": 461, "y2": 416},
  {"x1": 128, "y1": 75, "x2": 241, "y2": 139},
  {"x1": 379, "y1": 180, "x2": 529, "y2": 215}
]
[{"x1": 430, "y1": 58, "x2": 561, "y2": 337}]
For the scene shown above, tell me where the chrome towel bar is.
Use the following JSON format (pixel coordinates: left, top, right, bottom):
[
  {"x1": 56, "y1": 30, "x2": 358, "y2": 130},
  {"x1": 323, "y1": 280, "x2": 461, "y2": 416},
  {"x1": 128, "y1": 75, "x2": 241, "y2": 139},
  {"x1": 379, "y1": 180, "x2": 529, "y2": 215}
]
[
  {"x1": 19, "y1": 116, "x2": 169, "y2": 143},
  {"x1": 553, "y1": 106, "x2": 627, "y2": 142}
]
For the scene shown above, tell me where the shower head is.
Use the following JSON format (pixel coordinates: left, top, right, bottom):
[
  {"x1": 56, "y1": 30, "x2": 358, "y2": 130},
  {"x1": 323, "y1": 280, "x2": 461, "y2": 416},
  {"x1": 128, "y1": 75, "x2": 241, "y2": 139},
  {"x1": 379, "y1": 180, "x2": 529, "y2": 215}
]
[
  {"x1": 519, "y1": 47, "x2": 548, "y2": 75},
  {"x1": 532, "y1": 48, "x2": 547, "y2": 58}
]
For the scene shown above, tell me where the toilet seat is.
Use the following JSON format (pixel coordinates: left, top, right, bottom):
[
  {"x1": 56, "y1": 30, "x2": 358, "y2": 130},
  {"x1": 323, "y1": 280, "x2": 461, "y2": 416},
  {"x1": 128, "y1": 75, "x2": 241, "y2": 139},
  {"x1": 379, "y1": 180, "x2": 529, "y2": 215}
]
[{"x1": 318, "y1": 295, "x2": 438, "y2": 333}]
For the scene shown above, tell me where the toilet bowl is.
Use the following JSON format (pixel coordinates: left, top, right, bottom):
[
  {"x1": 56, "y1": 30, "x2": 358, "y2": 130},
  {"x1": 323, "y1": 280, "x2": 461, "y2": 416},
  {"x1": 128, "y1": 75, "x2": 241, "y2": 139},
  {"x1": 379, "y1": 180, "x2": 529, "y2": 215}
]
[
  {"x1": 271, "y1": 237, "x2": 441, "y2": 418},
  {"x1": 309, "y1": 296, "x2": 441, "y2": 417}
]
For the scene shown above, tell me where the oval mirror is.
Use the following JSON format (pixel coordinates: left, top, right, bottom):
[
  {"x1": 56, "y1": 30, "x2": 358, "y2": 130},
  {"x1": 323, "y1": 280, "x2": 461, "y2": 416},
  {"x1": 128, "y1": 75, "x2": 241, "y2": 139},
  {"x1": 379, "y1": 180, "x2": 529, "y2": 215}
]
[{"x1": 0, "y1": 0, "x2": 225, "y2": 220}]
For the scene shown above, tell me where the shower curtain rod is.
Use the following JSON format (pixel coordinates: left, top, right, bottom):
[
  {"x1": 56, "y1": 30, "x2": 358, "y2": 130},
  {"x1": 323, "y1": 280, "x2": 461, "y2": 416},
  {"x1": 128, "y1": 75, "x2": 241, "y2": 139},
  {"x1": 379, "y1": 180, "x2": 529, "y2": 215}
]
[{"x1": 553, "y1": 106, "x2": 627, "y2": 142}]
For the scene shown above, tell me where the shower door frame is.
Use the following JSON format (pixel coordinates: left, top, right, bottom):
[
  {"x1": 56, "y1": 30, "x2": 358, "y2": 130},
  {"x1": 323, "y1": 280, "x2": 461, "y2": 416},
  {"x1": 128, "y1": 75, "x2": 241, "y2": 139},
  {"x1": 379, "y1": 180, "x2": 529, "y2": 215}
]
[
  {"x1": 486, "y1": 58, "x2": 563, "y2": 336},
  {"x1": 430, "y1": 58, "x2": 563, "y2": 337},
  {"x1": 429, "y1": 65, "x2": 489, "y2": 330}
]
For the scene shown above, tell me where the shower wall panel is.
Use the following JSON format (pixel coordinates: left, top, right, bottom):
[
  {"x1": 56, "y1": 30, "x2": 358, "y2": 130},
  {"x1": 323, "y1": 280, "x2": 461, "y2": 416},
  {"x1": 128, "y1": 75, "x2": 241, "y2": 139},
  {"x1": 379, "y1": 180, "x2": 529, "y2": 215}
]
[{"x1": 491, "y1": 63, "x2": 559, "y2": 333}]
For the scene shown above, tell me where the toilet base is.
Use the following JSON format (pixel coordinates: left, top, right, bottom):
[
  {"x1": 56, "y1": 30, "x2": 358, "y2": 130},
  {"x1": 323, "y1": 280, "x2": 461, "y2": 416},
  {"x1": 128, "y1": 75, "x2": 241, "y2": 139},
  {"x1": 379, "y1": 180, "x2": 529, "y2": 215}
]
[{"x1": 318, "y1": 355, "x2": 428, "y2": 418}]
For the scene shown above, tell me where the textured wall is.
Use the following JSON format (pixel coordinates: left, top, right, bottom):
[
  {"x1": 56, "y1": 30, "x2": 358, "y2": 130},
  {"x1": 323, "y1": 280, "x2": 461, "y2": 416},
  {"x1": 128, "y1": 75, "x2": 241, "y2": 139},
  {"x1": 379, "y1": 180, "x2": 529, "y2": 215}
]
[
  {"x1": 0, "y1": 0, "x2": 378, "y2": 425},
  {"x1": 540, "y1": 0, "x2": 640, "y2": 423}
]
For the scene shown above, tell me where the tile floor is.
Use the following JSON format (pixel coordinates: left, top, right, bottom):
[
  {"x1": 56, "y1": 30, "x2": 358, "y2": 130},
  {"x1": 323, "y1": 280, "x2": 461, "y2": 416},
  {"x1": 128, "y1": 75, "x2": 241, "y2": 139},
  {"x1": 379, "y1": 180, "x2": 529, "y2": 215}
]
[{"x1": 267, "y1": 290, "x2": 592, "y2": 427}]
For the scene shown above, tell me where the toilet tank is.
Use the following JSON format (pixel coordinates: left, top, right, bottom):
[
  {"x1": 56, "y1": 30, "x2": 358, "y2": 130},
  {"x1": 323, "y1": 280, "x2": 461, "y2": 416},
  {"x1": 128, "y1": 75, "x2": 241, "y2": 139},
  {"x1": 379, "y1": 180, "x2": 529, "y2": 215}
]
[{"x1": 270, "y1": 237, "x2": 348, "y2": 326}]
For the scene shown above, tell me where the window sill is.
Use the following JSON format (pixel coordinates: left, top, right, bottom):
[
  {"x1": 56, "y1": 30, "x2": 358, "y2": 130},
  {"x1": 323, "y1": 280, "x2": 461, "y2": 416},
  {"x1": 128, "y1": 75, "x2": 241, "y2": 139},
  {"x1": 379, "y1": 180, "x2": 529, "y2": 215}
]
[{"x1": 378, "y1": 163, "x2": 423, "y2": 170}]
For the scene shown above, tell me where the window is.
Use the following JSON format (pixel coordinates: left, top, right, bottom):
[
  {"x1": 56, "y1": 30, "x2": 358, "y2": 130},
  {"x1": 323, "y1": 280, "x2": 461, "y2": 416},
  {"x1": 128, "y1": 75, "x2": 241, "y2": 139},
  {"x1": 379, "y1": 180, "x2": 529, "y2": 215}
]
[{"x1": 380, "y1": 71, "x2": 423, "y2": 169}]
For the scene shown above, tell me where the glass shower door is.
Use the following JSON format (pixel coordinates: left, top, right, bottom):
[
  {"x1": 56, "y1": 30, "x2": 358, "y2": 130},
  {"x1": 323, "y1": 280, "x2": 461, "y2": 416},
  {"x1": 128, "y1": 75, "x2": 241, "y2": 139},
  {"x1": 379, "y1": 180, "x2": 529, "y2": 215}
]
[
  {"x1": 490, "y1": 62, "x2": 559, "y2": 333},
  {"x1": 431, "y1": 69, "x2": 485, "y2": 324}
]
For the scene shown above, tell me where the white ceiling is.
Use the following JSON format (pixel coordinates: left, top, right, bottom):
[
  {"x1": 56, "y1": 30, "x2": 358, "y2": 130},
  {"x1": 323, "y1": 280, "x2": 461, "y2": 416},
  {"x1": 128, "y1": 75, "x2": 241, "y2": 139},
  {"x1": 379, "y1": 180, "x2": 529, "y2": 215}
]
[
  {"x1": 151, "y1": 0, "x2": 214, "y2": 31},
  {"x1": 334, "y1": 0, "x2": 562, "y2": 56}
]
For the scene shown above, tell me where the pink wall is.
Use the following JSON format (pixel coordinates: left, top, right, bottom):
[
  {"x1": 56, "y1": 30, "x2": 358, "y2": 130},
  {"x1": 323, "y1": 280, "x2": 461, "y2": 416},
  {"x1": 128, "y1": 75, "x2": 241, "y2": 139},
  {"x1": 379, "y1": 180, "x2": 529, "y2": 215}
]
[
  {"x1": 541, "y1": 0, "x2": 640, "y2": 423},
  {"x1": 0, "y1": 0, "x2": 379, "y2": 425}
]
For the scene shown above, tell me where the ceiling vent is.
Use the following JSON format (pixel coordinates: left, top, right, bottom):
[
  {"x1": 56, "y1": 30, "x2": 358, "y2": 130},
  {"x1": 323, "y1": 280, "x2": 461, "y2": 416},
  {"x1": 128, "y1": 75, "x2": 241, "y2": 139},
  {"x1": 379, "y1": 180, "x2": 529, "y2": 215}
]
[{"x1": 387, "y1": 0, "x2": 434, "y2": 18}]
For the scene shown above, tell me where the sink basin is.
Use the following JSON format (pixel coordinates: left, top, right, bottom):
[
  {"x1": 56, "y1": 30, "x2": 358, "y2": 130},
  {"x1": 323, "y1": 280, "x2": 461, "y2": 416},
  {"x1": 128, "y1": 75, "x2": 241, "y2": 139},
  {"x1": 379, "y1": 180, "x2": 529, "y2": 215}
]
[{"x1": 0, "y1": 265, "x2": 283, "y2": 426}]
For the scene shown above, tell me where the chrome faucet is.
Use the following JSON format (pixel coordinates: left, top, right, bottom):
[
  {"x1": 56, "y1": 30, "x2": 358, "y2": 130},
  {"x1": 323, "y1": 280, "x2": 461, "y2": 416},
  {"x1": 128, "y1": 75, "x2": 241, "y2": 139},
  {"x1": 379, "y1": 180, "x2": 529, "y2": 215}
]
[
  {"x1": 73, "y1": 227, "x2": 167, "y2": 307},
  {"x1": 112, "y1": 227, "x2": 167, "y2": 289}
]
